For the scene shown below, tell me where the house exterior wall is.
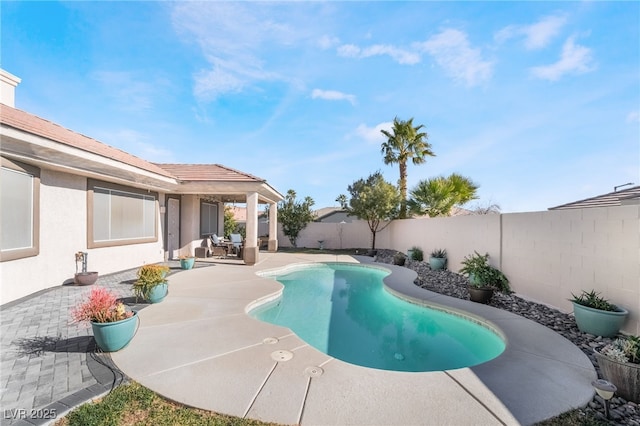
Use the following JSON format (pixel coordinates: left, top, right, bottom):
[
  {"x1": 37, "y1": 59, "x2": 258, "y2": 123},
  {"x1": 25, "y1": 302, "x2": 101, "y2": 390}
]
[
  {"x1": 276, "y1": 206, "x2": 639, "y2": 334},
  {"x1": 1, "y1": 168, "x2": 164, "y2": 304}
]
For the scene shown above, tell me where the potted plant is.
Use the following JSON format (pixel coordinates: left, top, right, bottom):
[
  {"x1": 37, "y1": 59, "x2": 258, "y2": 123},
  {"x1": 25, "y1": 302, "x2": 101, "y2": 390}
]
[
  {"x1": 570, "y1": 290, "x2": 628, "y2": 337},
  {"x1": 71, "y1": 287, "x2": 138, "y2": 352},
  {"x1": 133, "y1": 264, "x2": 170, "y2": 303},
  {"x1": 74, "y1": 251, "x2": 99, "y2": 286},
  {"x1": 459, "y1": 251, "x2": 510, "y2": 304},
  {"x1": 429, "y1": 249, "x2": 447, "y2": 270},
  {"x1": 179, "y1": 255, "x2": 195, "y2": 270},
  {"x1": 393, "y1": 252, "x2": 406, "y2": 266},
  {"x1": 408, "y1": 246, "x2": 424, "y2": 261},
  {"x1": 594, "y1": 335, "x2": 640, "y2": 403}
]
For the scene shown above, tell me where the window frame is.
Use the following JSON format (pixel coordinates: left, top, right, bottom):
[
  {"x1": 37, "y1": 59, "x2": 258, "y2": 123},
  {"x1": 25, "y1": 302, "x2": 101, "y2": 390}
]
[
  {"x1": 199, "y1": 200, "x2": 219, "y2": 237},
  {"x1": 0, "y1": 157, "x2": 40, "y2": 261},
  {"x1": 87, "y1": 179, "x2": 158, "y2": 248}
]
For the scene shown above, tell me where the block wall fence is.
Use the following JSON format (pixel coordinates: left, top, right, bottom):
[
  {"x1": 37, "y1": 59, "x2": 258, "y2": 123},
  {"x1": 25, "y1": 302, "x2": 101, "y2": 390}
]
[{"x1": 278, "y1": 205, "x2": 640, "y2": 335}]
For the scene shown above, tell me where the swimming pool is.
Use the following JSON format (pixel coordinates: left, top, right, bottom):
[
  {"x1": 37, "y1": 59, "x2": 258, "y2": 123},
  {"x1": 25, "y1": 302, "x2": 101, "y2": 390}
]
[{"x1": 250, "y1": 262, "x2": 505, "y2": 372}]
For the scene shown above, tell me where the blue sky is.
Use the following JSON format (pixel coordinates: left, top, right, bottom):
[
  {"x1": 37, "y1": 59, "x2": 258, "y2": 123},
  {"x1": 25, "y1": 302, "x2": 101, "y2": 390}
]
[{"x1": 2, "y1": 1, "x2": 639, "y2": 213}]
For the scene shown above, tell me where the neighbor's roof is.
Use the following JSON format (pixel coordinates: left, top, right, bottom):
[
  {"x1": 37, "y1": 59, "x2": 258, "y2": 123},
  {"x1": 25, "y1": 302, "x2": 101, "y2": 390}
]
[
  {"x1": 155, "y1": 163, "x2": 265, "y2": 183},
  {"x1": 0, "y1": 104, "x2": 174, "y2": 179},
  {"x1": 549, "y1": 185, "x2": 640, "y2": 210}
]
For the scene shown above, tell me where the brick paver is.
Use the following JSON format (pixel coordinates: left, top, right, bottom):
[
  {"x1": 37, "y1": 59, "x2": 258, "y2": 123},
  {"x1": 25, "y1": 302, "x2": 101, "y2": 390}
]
[{"x1": 0, "y1": 262, "x2": 194, "y2": 425}]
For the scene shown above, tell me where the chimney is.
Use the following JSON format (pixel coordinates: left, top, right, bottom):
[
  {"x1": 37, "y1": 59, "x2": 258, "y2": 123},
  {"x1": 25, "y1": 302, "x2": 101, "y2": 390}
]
[{"x1": 0, "y1": 69, "x2": 21, "y2": 107}]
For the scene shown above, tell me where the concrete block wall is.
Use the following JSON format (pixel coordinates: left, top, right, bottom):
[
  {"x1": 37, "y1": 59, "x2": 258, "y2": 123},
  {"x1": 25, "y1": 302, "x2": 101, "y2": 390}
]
[{"x1": 276, "y1": 205, "x2": 639, "y2": 334}]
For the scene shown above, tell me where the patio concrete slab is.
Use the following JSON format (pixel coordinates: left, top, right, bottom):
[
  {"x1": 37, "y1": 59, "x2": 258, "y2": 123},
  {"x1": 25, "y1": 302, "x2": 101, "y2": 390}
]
[{"x1": 111, "y1": 252, "x2": 596, "y2": 425}]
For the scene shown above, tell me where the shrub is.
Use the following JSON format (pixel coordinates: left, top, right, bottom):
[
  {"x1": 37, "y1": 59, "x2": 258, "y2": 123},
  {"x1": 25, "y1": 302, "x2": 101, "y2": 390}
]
[
  {"x1": 410, "y1": 246, "x2": 423, "y2": 261},
  {"x1": 570, "y1": 290, "x2": 617, "y2": 312}
]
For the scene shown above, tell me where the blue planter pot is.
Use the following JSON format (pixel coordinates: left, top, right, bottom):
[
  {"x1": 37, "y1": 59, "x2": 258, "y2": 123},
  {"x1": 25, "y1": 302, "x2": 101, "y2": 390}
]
[
  {"x1": 572, "y1": 302, "x2": 628, "y2": 337},
  {"x1": 147, "y1": 282, "x2": 168, "y2": 304},
  {"x1": 91, "y1": 313, "x2": 138, "y2": 352},
  {"x1": 180, "y1": 257, "x2": 195, "y2": 270},
  {"x1": 429, "y1": 257, "x2": 447, "y2": 270}
]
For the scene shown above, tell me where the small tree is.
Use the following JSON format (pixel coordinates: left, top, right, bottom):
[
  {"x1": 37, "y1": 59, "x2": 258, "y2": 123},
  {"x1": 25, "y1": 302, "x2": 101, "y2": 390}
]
[
  {"x1": 224, "y1": 205, "x2": 237, "y2": 237},
  {"x1": 278, "y1": 189, "x2": 315, "y2": 247},
  {"x1": 338, "y1": 172, "x2": 400, "y2": 249}
]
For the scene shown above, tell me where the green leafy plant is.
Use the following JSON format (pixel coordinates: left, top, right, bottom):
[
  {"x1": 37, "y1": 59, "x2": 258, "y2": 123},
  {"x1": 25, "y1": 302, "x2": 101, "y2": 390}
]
[
  {"x1": 430, "y1": 248, "x2": 446, "y2": 258},
  {"x1": 459, "y1": 251, "x2": 510, "y2": 293},
  {"x1": 133, "y1": 264, "x2": 169, "y2": 301},
  {"x1": 410, "y1": 246, "x2": 424, "y2": 261},
  {"x1": 570, "y1": 290, "x2": 617, "y2": 312}
]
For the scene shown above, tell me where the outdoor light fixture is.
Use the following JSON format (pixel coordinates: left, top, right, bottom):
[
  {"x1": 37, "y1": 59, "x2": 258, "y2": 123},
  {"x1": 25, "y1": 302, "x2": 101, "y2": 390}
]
[{"x1": 592, "y1": 379, "x2": 617, "y2": 419}]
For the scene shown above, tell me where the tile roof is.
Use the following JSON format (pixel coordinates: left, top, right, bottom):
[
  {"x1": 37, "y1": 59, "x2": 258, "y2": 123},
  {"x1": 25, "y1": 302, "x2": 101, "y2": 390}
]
[
  {"x1": 0, "y1": 104, "x2": 175, "y2": 178},
  {"x1": 154, "y1": 163, "x2": 265, "y2": 183},
  {"x1": 549, "y1": 185, "x2": 640, "y2": 210}
]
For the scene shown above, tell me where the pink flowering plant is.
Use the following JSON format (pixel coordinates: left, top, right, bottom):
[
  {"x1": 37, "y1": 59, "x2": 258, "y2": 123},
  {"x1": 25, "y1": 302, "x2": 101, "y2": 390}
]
[{"x1": 71, "y1": 287, "x2": 133, "y2": 323}]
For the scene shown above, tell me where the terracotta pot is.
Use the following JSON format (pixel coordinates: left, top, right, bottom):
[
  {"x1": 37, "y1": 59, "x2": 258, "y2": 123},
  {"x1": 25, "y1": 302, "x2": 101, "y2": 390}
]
[{"x1": 74, "y1": 272, "x2": 98, "y2": 286}]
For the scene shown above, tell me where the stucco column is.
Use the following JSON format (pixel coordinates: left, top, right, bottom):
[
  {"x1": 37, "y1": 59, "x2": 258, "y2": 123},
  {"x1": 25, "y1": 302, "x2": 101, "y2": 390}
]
[
  {"x1": 244, "y1": 192, "x2": 259, "y2": 265},
  {"x1": 268, "y1": 202, "x2": 278, "y2": 252}
]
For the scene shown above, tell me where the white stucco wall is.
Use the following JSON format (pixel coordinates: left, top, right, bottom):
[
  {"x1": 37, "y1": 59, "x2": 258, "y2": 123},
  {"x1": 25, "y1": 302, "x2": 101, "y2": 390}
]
[{"x1": 1, "y1": 169, "x2": 164, "y2": 304}]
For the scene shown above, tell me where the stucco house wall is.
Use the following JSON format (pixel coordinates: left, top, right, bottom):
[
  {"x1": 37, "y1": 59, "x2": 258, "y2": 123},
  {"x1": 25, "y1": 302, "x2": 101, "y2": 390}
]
[{"x1": 1, "y1": 168, "x2": 164, "y2": 304}]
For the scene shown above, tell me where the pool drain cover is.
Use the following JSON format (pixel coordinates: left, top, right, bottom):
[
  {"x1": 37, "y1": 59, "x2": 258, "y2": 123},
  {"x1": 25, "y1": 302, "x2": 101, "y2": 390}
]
[
  {"x1": 304, "y1": 366, "x2": 324, "y2": 377},
  {"x1": 263, "y1": 337, "x2": 279, "y2": 345},
  {"x1": 271, "y1": 350, "x2": 293, "y2": 361}
]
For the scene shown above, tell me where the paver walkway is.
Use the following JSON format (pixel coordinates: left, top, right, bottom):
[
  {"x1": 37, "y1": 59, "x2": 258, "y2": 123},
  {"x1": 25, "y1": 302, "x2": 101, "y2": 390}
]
[{"x1": 0, "y1": 261, "x2": 212, "y2": 426}]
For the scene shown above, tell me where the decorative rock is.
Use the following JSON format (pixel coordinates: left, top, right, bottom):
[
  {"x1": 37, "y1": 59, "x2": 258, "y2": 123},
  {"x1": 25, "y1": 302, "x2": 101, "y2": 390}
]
[{"x1": 374, "y1": 249, "x2": 640, "y2": 426}]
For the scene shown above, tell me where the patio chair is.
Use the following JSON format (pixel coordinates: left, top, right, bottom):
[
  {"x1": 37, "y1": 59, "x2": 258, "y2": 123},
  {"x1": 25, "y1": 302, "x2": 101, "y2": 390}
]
[
  {"x1": 229, "y1": 234, "x2": 243, "y2": 255},
  {"x1": 210, "y1": 234, "x2": 229, "y2": 258}
]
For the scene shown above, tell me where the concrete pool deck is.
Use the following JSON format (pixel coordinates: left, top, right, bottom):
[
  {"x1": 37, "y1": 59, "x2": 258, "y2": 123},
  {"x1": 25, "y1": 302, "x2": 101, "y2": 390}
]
[{"x1": 111, "y1": 252, "x2": 596, "y2": 425}]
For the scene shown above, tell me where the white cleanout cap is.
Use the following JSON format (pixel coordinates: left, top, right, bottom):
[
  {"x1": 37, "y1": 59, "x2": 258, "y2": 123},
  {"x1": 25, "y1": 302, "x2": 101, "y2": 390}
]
[{"x1": 0, "y1": 69, "x2": 21, "y2": 107}]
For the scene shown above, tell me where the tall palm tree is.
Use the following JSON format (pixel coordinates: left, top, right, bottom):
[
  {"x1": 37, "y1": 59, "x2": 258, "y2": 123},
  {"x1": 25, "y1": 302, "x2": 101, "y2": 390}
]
[{"x1": 380, "y1": 117, "x2": 435, "y2": 218}]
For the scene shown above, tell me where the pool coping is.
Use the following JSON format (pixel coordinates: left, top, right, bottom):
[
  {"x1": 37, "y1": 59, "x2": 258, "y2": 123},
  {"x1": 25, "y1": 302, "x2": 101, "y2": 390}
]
[{"x1": 111, "y1": 252, "x2": 596, "y2": 426}]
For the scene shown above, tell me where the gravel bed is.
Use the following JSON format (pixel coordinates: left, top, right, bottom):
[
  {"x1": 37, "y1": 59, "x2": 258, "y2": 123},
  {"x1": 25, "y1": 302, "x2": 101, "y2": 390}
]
[{"x1": 374, "y1": 249, "x2": 639, "y2": 426}]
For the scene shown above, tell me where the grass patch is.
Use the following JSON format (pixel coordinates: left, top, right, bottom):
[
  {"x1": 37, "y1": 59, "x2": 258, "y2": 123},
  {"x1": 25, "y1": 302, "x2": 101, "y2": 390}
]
[
  {"x1": 534, "y1": 409, "x2": 609, "y2": 425},
  {"x1": 56, "y1": 382, "x2": 280, "y2": 426}
]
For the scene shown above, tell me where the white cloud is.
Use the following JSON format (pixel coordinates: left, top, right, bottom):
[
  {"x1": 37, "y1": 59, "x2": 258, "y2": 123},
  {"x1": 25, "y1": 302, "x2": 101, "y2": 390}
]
[
  {"x1": 354, "y1": 122, "x2": 392, "y2": 144},
  {"x1": 416, "y1": 29, "x2": 493, "y2": 86},
  {"x1": 317, "y1": 35, "x2": 340, "y2": 49},
  {"x1": 626, "y1": 110, "x2": 640, "y2": 123},
  {"x1": 103, "y1": 129, "x2": 174, "y2": 162},
  {"x1": 337, "y1": 43, "x2": 420, "y2": 65},
  {"x1": 495, "y1": 15, "x2": 567, "y2": 50},
  {"x1": 92, "y1": 70, "x2": 167, "y2": 112},
  {"x1": 531, "y1": 36, "x2": 595, "y2": 81},
  {"x1": 171, "y1": 2, "x2": 301, "y2": 101},
  {"x1": 311, "y1": 89, "x2": 356, "y2": 105}
]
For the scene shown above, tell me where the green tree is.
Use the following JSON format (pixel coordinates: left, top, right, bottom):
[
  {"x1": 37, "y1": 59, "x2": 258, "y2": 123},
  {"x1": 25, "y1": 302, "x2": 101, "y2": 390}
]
[
  {"x1": 408, "y1": 173, "x2": 479, "y2": 217},
  {"x1": 337, "y1": 172, "x2": 400, "y2": 249},
  {"x1": 223, "y1": 205, "x2": 237, "y2": 237},
  {"x1": 278, "y1": 189, "x2": 315, "y2": 247},
  {"x1": 380, "y1": 117, "x2": 435, "y2": 219}
]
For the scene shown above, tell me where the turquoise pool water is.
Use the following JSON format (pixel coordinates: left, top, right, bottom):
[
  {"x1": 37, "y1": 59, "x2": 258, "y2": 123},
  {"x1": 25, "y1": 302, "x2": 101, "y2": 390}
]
[{"x1": 250, "y1": 263, "x2": 505, "y2": 372}]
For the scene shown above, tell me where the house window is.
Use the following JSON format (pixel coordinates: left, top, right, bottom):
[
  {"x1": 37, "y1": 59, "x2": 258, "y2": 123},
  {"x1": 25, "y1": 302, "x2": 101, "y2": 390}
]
[
  {"x1": 0, "y1": 157, "x2": 40, "y2": 261},
  {"x1": 200, "y1": 201, "x2": 218, "y2": 236},
  {"x1": 88, "y1": 180, "x2": 157, "y2": 248}
]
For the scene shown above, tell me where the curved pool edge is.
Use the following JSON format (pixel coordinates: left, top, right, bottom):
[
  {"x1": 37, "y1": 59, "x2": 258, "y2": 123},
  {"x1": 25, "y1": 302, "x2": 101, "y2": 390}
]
[
  {"x1": 355, "y1": 255, "x2": 597, "y2": 425},
  {"x1": 110, "y1": 252, "x2": 596, "y2": 426}
]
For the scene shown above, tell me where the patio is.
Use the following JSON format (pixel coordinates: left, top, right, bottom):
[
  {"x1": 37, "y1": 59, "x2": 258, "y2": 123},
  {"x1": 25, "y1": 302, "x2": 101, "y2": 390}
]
[{"x1": 108, "y1": 252, "x2": 595, "y2": 425}]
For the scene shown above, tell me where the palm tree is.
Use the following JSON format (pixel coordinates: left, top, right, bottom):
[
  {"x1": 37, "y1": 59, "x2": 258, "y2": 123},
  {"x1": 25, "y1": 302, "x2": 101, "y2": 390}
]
[
  {"x1": 408, "y1": 173, "x2": 479, "y2": 217},
  {"x1": 380, "y1": 117, "x2": 435, "y2": 218}
]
